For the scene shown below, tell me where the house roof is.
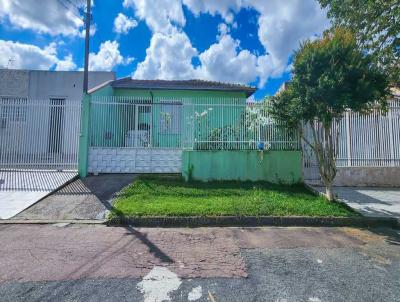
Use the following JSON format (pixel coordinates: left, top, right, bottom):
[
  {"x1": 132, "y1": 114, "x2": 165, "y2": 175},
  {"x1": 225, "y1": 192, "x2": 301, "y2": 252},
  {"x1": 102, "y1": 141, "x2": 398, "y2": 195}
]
[{"x1": 103, "y1": 77, "x2": 256, "y2": 97}]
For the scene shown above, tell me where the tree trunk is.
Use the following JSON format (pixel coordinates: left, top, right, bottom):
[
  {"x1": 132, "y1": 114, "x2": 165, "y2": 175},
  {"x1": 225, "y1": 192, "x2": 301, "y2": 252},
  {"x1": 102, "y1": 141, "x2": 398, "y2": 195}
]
[
  {"x1": 306, "y1": 120, "x2": 338, "y2": 201},
  {"x1": 325, "y1": 183, "x2": 334, "y2": 201}
]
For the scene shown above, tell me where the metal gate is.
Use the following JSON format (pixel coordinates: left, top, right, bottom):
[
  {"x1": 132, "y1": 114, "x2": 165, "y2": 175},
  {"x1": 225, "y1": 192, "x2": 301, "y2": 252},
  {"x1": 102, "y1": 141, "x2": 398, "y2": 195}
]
[
  {"x1": 301, "y1": 97, "x2": 400, "y2": 184},
  {"x1": 0, "y1": 98, "x2": 81, "y2": 171}
]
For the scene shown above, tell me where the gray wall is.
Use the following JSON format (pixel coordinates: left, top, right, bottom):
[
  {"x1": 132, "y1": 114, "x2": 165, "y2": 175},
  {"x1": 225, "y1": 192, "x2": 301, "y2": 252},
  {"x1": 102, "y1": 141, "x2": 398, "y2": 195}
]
[
  {"x1": 0, "y1": 69, "x2": 29, "y2": 97},
  {"x1": 334, "y1": 167, "x2": 400, "y2": 187},
  {"x1": 0, "y1": 69, "x2": 115, "y2": 100}
]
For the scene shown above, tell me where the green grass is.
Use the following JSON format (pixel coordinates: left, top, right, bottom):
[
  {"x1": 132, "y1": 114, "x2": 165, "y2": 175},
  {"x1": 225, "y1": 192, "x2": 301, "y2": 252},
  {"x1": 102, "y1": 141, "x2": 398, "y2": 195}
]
[{"x1": 110, "y1": 175, "x2": 357, "y2": 218}]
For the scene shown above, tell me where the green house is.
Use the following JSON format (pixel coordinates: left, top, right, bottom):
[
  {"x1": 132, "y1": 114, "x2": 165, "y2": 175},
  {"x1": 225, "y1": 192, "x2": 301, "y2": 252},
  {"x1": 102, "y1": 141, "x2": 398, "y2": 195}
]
[
  {"x1": 88, "y1": 78, "x2": 255, "y2": 148},
  {"x1": 79, "y1": 78, "x2": 302, "y2": 183}
]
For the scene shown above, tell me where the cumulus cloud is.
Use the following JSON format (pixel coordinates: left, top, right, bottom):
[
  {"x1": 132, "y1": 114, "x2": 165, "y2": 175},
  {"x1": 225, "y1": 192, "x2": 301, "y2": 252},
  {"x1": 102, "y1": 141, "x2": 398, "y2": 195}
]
[
  {"x1": 254, "y1": 0, "x2": 329, "y2": 83},
  {"x1": 0, "y1": 40, "x2": 76, "y2": 70},
  {"x1": 89, "y1": 40, "x2": 134, "y2": 71},
  {"x1": 128, "y1": 0, "x2": 329, "y2": 86},
  {"x1": 197, "y1": 35, "x2": 258, "y2": 84},
  {"x1": 217, "y1": 23, "x2": 230, "y2": 36},
  {"x1": 183, "y1": 0, "x2": 241, "y2": 23},
  {"x1": 133, "y1": 30, "x2": 261, "y2": 85},
  {"x1": 114, "y1": 13, "x2": 138, "y2": 34},
  {"x1": 123, "y1": 0, "x2": 185, "y2": 33},
  {"x1": 0, "y1": 0, "x2": 84, "y2": 36},
  {"x1": 55, "y1": 54, "x2": 77, "y2": 71},
  {"x1": 134, "y1": 30, "x2": 197, "y2": 79}
]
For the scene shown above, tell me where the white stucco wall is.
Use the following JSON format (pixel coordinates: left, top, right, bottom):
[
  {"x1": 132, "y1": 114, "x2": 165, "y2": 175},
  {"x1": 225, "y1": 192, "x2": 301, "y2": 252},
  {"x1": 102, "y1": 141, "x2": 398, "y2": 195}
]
[
  {"x1": 0, "y1": 69, "x2": 29, "y2": 97},
  {"x1": 0, "y1": 69, "x2": 115, "y2": 99}
]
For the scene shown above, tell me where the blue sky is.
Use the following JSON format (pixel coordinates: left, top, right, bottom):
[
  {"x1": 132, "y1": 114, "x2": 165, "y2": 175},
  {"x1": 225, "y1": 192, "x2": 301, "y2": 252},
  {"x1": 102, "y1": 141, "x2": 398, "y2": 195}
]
[{"x1": 0, "y1": 0, "x2": 329, "y2": 99}]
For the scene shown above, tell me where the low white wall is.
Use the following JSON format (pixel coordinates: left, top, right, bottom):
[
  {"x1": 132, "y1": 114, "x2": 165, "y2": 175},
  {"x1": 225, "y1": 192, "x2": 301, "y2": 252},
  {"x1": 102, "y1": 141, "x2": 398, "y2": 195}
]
[
  {"x1": 88, "y1": 148, "x2": 182, "y2": 174},
  {"x1": 334, "y1": 167, "x2": 400, "y2": 187}
]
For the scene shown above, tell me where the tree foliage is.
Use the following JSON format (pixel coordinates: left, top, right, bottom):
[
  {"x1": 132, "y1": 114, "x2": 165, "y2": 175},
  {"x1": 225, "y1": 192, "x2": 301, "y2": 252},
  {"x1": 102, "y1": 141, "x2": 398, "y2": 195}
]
[
  {"x1": 269, "y1": 28, "x2": 389, "y2": 200},
  {"x1": 319, "y1": 0, "x2": 400, "y2": 83}
]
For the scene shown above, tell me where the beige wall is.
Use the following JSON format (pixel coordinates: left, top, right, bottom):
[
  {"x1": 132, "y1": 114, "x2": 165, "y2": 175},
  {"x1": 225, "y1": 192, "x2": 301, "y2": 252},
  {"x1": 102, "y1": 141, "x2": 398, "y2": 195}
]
[{"x1": 334, "y1": 167, "x2": 400, "y2": 187}]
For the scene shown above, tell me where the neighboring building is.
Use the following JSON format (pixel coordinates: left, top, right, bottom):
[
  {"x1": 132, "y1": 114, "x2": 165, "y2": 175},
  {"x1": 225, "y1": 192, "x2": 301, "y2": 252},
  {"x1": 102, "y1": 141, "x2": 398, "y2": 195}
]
[
  {"x1": 0, "y1": 69, "x2": 115, "y2": 100},
  {"x1": 0, "y1": 70, "x2": 115, "y2": 169},
  {"x1": 276, "y1": 81, "x2": 289, "y2": 95}
]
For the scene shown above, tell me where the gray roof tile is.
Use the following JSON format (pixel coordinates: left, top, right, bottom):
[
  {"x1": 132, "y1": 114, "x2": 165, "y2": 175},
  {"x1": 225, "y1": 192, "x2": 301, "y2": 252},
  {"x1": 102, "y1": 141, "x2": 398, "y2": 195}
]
[{"x1": 109, "y1": 78, "x2": 256, "y2": 97}]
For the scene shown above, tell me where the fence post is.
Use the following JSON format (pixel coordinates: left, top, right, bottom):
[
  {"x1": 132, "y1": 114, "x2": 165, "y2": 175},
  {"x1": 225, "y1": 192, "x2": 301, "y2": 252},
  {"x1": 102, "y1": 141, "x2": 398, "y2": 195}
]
[
  {"x1": 78, "y1": 93, "x2": 91, "y2": 178},
  {"x1": 388, "y1": 107, "x2": 395, "y2": 166},
  {"x1": 345, "y1": 111, "x2": 352, "y2": 167}
]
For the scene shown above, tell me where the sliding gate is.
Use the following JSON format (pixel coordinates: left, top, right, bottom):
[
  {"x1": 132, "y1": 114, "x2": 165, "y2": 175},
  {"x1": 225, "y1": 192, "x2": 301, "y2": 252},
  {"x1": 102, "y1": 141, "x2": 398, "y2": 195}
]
[
  {"x1": 88, "y1": 97, "x2": 184, "y2": 174},
  {"x1": 0, "y1": 98, "x2": 81, "y2": 171}
]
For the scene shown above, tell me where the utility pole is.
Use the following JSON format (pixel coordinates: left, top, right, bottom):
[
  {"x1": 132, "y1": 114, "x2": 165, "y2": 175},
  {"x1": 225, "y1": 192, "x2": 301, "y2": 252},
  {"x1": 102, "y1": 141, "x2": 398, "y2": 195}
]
[{"x1": 83, "y1": 0, "x2": 91, "y2": 93}]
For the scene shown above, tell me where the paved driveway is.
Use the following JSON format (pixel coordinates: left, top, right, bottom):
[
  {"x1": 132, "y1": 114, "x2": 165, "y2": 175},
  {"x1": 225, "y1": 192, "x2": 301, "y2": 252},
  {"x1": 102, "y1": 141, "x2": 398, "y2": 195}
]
[
  {"x1": 0, "y1": 171, "x2": 77, "y2": 219},
  {"x1": 314, "y1": 186, "x2": 400, "y2": 220},
  {"x1": 0, "y1": 225, "x2": 399, "y2": 302},
  {"x1": 13, "y1": 174, "x2": 136, "y2": 221}
]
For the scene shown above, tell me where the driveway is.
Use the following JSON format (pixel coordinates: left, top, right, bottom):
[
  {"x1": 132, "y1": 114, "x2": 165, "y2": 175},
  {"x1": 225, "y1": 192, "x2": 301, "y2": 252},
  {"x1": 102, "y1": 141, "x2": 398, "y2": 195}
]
[
  {"x1": 314, "y1": 186, "x2": 400, "y2": 220},
  {"x1": 0, "y1": 225, "x2": 399, "y2": 301},
  {"x1": 0, "y1": 170, "x2": 77, "y2": 219},
  {"x1": 13, "y1": 174, "x2": 136, "y2": 221}
]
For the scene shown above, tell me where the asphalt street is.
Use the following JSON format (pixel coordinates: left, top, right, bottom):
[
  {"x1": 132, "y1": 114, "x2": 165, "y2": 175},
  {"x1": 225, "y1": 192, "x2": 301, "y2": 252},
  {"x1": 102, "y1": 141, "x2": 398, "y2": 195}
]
[{"x1": 0, "y1": 225, "x2": 399, "y2": 302}]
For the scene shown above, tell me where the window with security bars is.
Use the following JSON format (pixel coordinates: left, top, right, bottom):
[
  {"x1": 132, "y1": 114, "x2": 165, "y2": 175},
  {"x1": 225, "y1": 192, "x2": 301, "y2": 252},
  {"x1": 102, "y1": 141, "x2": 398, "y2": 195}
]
[
  {"x1": 160, "y1": 102, "x2": 182, "y2": 134},
  {"x1": 0, "y1": 97, "x2": 27, "y2": 129}
]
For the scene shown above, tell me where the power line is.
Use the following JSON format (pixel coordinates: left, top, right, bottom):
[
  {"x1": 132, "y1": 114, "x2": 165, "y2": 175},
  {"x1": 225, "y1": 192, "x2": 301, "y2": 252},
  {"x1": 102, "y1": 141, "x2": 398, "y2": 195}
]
[
  {"x1": 56, "y1": 0, "x2": 83, "y2": 21},
  {"x1": 64, "y1": 0, "x2": 79, "y2": 10}
]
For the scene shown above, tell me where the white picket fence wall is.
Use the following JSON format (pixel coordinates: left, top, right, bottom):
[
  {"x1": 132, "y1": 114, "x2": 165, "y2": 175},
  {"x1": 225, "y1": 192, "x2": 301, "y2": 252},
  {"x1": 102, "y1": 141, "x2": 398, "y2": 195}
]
[
  {"x1": 0, "y1": 98, "x2": 81, "y2": 170},
  {"x1": 303, "y1": 97, "x2": 400, "y2": 181}
]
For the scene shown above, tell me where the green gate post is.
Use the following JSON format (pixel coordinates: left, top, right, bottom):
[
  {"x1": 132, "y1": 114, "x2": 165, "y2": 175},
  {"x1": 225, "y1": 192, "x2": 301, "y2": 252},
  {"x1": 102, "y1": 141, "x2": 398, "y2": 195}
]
[{"x1": 78, "y1": 93, "x2": 91, "y2": 178}]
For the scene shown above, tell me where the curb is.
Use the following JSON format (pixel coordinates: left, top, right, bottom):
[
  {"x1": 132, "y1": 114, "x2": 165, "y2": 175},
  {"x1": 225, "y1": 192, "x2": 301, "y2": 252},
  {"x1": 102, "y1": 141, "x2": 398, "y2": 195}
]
[
  {"x1": 0, "y1": 219, "x2": 105, "y2": 225},
  {"x1": 107, "y1": 216, "x2": 399, "y2": 228}
]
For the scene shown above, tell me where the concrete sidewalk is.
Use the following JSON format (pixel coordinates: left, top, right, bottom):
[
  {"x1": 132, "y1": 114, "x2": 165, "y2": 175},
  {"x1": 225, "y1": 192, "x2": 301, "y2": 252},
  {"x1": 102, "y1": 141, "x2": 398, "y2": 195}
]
[
  {"x1": 0, "y1": 171, "x2": 76, "y2": 219},
  {"x1": 315, "y1": 186, "x2": 400, "y2": 220}
]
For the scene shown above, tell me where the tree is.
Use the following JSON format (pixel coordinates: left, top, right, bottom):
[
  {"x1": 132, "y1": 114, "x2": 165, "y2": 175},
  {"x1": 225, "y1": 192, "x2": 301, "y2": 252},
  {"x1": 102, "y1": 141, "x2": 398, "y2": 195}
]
[
  {"x1": 319, "y1": 0, "x2": 400, "y2": 83},
  {"x1": 269, "y1": 28, "x2": 389, "y2": 200}
]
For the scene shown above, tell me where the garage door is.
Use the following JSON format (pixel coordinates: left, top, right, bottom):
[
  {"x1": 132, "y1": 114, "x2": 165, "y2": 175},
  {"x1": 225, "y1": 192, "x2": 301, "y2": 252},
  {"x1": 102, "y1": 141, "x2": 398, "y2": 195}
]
[{"x1": 88, "y1": 148, "x2": 182, "y2": 174}]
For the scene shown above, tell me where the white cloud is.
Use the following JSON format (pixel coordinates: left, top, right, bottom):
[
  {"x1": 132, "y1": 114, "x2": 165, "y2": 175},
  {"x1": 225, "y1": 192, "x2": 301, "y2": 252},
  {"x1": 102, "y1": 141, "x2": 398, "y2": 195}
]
[
  {"x1": 197, "y1": 35, "x2": 258, "y2": 84},
  {"x1": 0, "y1": 0, "x2": 84, "y2": 36},
  {"x1": 114, "y1": 13, "x2": 138, "y2": 34},
  {"x1": 133, "y1": 30, "x2": 261, "y2": 85},
  {"x1": 182, "y1": 0, "x2": 329, "y2": 85},
  {"x1": 183, "y1": 0, "x2": 242, "y2": 23},
  {"x1": 123, "y1": 0, "x2": 185, "y2": 33},
  {"x1": 89, "y1": 40, "x2": 134, "y2": 71},
  {"x1": 217, "y1": 23, "x2": 230, "y2": 36},
  {"x1": 127, "y1": 0, "x2": 329, "y2": 86},
  {"x1": 55, "y1": 54, "x2": 77, "y2": 71},
  {"x1": 254, "y1": 0, "x2": 329, "y2": 84},
  {"x1": 134, "y1": 30, "x2": 197, "y2": 79},
  {"x1": 0, "y1": 40, "x2": 76, "y2": 70}
]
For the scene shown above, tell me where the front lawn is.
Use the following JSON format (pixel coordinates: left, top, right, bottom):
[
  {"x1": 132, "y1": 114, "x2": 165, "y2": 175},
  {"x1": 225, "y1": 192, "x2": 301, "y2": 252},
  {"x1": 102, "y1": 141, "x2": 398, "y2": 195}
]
[{"x1": 110, "y1": 175, "x2": 356, "y2": 217}]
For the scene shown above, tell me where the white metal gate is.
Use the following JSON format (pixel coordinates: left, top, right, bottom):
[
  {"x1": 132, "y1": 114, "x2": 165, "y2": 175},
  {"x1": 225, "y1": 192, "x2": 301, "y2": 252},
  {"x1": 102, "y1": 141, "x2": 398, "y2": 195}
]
[
  {"x1": 302, "y1": 98, "x2": 400, "y2": 183},
  {"x1": 0, "y1": 98, "x2": 81, "y2": 171}
]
